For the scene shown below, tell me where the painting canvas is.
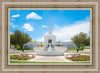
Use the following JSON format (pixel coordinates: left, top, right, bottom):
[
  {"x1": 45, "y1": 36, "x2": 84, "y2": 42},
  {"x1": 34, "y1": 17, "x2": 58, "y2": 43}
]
[{"x1": 9, "y1": 9, "x2": 91, "y2": 64}]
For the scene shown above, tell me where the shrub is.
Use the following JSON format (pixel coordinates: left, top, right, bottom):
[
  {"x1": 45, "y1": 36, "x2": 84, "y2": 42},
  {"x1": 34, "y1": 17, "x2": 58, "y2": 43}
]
[
  {"x1": 40, "y1": 44, "x2": 43, "y2": 47},
  {"x1": 75, "y1": 47, "x2": 78, "y2": 50},
  {"x1": 14, "y1": 45, "x2": 21, "y2": 50},
  {"x1": 79, "y1": 46, "x2": 86, "y2": 50},
  {"x1": 82, "y1": 46, "x2": 86, "y2": 49},
  {"x1": 58, "y1": 44, "x2": 62, "y2": 46},
  {"x1": 24, "y1": 45, "x2": 28, "y2": 49},
  {"x1": 79, "y1": 47, "x2": 83, "y2": 50}
]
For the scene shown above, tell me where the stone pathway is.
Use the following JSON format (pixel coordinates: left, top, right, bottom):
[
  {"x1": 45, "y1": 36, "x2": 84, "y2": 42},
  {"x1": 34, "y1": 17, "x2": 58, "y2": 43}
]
[{"x1": 27, "y1": 56, "x2": 72, "y2": 62}]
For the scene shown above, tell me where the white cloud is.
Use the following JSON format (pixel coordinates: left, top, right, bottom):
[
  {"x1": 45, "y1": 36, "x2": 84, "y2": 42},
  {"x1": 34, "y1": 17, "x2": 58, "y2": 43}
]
[
  {"x1": 12, "y1": 25, "x2": 16, "y2": 28},
  {"x1": 53, "y1": 21, "x2": 90, "y2": 42},
  {"x1": 37, "y1": 20, "x2": 90, "y2": 42},
  {"x1": 11, "y1": 23, "x2": 19, "y2": 28},
  {"x1": 26, "y1": 12, "x2": 42, "y2": 20},
  {"x1": 42, "y1": 25, "x2": 48, "y2": 28},
  {"x1": 23, "y1": 23, "x2": 34, "y2": 31},
  {"x1": 12, "y1": 14, "x2": 20, "y2": 17}
]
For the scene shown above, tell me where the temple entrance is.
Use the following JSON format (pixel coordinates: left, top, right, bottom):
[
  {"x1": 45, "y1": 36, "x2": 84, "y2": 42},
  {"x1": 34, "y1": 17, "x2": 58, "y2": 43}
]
[{"x1": 48, "y1": 40, "x2": 52, "y2": 43}]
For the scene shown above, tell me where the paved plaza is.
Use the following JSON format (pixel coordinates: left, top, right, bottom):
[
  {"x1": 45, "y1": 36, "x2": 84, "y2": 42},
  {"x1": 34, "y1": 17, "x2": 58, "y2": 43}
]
[{"x1": 27, "y1": 56, "x2": 72, "y2": 62}]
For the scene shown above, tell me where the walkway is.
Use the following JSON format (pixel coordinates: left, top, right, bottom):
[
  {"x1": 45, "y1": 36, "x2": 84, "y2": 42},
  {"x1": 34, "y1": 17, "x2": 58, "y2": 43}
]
[{"x1": 27, "y1": 56, "x2": 72, "y2": 62}]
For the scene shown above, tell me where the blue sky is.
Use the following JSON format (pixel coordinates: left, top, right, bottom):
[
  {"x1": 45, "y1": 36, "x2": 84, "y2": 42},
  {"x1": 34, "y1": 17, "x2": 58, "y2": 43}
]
[{"x1": 10, "y1": 10, "x2": 90, "y2": 42}]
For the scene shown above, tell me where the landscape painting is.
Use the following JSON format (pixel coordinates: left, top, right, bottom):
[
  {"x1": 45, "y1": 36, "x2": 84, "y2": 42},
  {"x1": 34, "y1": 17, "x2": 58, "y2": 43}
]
[{"x1": 10, "y1": 9, "x2": 91, "y2": 64}]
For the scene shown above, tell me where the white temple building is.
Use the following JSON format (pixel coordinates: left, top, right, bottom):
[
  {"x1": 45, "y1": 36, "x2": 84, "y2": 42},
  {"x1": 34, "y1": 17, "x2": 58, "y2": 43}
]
[{"x1": 25, "y1": 16, "x2": 77, "y2": 50}]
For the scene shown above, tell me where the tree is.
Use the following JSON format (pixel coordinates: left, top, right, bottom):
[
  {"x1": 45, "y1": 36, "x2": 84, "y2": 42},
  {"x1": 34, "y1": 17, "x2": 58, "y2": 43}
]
[
  {"x1": 84, "y1": 37, "x2": 90, "y2": 46},
  {"x1": 31, "y1": 40, "x2": 36, "y2": 42},
  {"x1": 58, "y1": 41, "x2": 62, "y2": 46},
  {"x1": 71, "y1": 32, "x2": 89, "y2": 52},
  {"x1": 10, "y1": 30, "x2": 31, "y2": 52}
]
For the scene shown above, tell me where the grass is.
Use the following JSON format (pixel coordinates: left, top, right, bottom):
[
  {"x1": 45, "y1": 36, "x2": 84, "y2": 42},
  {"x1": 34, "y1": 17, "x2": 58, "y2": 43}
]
[
  {"x1": 23, "y1": 48, "x2": 33, "y2": 50},
  {"x1": 67, "y1": 49, "x2": 83, "y2": 51},
  {"x1": 17, "y1": 49, "x2": 33, "y2": 51},
  {"x1": 67, "y1": 48, "x2": 84, "y2": 51},
  {"x1": 10, "y1": 60, "x2": 90, "y2": 63},
  {"x1": 67, "y1": 46, "x2": 90, "y2": 51},
  {"x1": 19, "y1": 49, "x2": 33, "y2": 50}
]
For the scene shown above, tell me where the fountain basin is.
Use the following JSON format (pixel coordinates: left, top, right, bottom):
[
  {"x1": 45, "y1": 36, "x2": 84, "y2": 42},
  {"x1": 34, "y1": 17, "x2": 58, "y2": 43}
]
[
  {"x1": 34, "y1": 46, "x2": 67, "y2": 56},
  {"x1": 35, "y1": 51, "x2": 65, "y2": 56}
]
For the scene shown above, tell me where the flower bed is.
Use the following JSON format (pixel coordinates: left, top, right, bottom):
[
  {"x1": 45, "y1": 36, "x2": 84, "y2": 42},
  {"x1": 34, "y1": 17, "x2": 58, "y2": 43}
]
[
  {"x1": 10, "y1": 54, "x2": 32, "y2": 60},
  {"x1": 67, "y1": 55, "x2": 90, "y2": 61}
]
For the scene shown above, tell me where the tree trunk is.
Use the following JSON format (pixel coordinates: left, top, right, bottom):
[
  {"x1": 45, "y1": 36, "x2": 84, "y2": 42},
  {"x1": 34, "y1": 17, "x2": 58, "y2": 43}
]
[
  {"x1": 21, "y1": 45, "x2": 24, "y2": 52},
  {"x1": 77, "y1": 49, "x2": 79, "y2": 53},
  {"x1": 77, "y1": 45, "x2": 80, "y2": 53}
]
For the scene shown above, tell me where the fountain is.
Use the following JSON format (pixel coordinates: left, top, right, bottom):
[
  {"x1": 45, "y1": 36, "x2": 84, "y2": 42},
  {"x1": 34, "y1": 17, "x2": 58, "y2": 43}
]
[
  {"x1": 48, "y1": 44, "x2": 52, "y2": 52},
  {"x1": 34, "y1": 44, "x2": 67, "y2": 56}
]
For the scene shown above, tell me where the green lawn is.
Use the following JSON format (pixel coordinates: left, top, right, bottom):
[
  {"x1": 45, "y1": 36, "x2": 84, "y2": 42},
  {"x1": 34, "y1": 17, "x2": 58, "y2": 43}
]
[
  {"x1": 10, "y1": 60, "x2": 90, "y2": 63},
  {"x1": 18, "y1": 49, "x2": 33, "y2": 51},
  {"x1": 67, "y1": 46, "x2": 87, "y2": 51},
  {"x1": 67, "y1": 49, "x2": 83, "y2": 51}
]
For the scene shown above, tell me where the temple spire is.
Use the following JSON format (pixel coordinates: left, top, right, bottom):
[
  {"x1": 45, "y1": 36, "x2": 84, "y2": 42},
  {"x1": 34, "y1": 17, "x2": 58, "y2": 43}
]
[{"x1": 49, "y1": 16, "x2": 51, "y2": 33}]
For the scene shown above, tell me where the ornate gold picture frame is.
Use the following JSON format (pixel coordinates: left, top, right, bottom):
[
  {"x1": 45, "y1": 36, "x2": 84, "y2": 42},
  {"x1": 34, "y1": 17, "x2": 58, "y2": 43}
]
[{"x1": 2, "y1": 2, "x2": 98, "y2": 71}]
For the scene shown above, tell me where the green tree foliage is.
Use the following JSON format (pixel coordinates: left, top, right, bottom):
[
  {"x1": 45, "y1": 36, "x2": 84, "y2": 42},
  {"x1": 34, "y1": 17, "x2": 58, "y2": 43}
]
[
  {"x1": 14, "y1": 44, "x2": 21, "y2": 50},
  {"x1": 71, "y1": 32, "x2": 90, "y2": 52},
  {"x1": 31, "y1": 40, "x2": 36, "y2": 42},
  {"x1": 58, "y1": 41, "x2": 60, "y2": 43},
  {"x1": 84, "y1": 37, "x2": 90, "y2": 46},
  {"x1": 10, "y1": 34, "x2": 16, "y2": 45},
  {"x1": 10, "y1": 30, "x2": 31, "y2": 52}
]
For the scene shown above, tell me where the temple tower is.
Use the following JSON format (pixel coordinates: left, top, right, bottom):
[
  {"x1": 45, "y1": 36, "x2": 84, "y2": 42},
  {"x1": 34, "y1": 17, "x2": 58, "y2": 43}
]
[{"x1": 44, "y1": 16, "x2": 56, "y2": 45}]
